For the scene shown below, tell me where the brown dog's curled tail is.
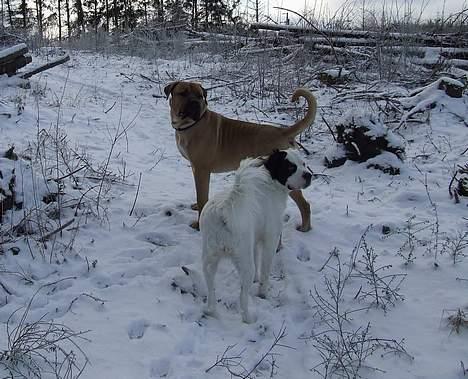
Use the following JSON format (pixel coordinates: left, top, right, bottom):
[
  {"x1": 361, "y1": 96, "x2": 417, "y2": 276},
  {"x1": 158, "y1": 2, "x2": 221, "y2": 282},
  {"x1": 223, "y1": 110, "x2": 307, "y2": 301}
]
[{"x1": 282, "y1": 88, "x2": 317, "y2": 138}]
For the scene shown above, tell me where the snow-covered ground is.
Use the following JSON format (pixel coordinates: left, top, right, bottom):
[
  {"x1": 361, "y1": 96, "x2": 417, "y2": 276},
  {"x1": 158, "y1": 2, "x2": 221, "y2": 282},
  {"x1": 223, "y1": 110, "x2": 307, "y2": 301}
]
[{"x1": 0, "y1": 50, "x2": 467, "y2": 379}]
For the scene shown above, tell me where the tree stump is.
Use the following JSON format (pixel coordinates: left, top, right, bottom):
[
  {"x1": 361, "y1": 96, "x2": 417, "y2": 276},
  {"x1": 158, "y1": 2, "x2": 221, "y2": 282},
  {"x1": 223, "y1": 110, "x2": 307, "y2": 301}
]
[{"x1": 324, "y1": 112, "x2": 405, "y2": 175}]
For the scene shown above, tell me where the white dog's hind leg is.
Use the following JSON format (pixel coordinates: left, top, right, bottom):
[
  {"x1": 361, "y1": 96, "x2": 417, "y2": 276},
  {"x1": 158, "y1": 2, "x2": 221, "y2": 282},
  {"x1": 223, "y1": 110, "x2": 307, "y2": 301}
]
[
  {"x1": 233, "y1": 249, "x2": 256, "y2": 324},
  {"x1": 254, "y1": 244, "x2": 261, "y2": 283},
  {"x1": 203, "y1": 253, "x2": 220, "y2": 317}
]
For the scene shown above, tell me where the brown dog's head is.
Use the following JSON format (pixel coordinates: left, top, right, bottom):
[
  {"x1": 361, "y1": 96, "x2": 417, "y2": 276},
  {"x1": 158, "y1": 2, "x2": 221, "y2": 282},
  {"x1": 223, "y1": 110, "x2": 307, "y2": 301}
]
[{"x1": 164, "y1": 81, "x2": 208, "y2": 130}]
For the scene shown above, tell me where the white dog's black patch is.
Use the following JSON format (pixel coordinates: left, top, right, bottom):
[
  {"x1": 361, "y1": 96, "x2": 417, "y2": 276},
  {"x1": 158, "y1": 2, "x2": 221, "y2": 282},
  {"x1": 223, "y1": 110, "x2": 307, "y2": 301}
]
[
  {"x1": 264, "y1": 150, "x2": 312, "y2": 189},
  {"x1": 264, "y1": 150, "x2": 297, "y2": 185}
]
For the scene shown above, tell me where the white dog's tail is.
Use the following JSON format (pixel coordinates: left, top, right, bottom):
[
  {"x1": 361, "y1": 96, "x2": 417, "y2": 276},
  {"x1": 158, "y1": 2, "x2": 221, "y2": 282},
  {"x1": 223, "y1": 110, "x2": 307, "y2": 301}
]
[{"x1": 283, "y1": 88, "x2": 317, "y2": 138}]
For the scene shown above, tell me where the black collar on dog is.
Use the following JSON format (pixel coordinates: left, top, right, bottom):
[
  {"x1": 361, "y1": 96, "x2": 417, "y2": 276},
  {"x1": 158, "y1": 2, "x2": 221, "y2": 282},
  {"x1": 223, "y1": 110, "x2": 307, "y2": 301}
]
[{"x1": 173, "y1": 110, "x2": 207, "y2": 132}]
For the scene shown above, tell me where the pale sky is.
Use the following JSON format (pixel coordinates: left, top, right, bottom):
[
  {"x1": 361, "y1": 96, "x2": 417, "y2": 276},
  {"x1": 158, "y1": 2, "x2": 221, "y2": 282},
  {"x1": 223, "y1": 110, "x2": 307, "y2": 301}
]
[{"x1": 254, "y1": 0, "x2": 465, "y2": 23}]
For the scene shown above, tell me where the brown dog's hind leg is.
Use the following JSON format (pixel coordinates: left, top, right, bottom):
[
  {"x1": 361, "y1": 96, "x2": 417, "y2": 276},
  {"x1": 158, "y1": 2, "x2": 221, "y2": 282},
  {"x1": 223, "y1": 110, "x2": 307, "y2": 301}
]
[
  {"x1": 289, "y1": 190, "x2": 311, "y2": 232},
  {"x1": 191, "y1": 167, "x2": 211, "y2": 230}
]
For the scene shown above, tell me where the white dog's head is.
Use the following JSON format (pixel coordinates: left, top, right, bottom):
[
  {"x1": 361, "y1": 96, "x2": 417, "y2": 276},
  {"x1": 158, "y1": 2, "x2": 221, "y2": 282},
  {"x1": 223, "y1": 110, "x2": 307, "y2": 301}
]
[{"x1": 264, "y1": 150, "x2": 312, "y2": 191}]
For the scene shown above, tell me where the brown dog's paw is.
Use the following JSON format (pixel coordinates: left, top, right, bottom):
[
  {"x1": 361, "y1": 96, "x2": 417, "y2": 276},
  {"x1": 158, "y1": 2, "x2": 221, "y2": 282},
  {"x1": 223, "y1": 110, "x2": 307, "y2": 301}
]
[
  {"x1": 190, "y1": 221, "x2": 200, "y2": 230},
  {"x1": 190, "y1": 203, "x2": 199, "y2": 211},
  {"x1": 296, "y1": 224, "x2": 312, "y2": 232}
]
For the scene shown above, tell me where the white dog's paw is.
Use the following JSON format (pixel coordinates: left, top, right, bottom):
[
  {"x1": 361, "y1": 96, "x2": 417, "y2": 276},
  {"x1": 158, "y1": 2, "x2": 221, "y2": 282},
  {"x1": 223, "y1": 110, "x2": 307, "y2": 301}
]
[
  {"x1": 242, "y1": 312, "x2": 257, "y2": 324},
  {"x1": 203, "y1": 306, "x2": 218, "y2": 319},
  {"x1": 257, "y1": 283, "x2": 269, "y2": 299},
  {"x1": 257, "y1": 289, "x2": 267, "y2": 299}
]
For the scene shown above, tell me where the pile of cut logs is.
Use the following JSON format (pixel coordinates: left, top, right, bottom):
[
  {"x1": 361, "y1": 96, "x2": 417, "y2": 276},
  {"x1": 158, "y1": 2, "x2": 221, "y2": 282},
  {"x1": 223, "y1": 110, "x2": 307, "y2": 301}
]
[
  {"x1": 0, "y1": 43, "x2": 70, "y2": 79},
  {"x1": 0, "y1": 43, "x2": 31, "y2": 76},
  {"x1": 249, "y1": 23, "x2": 468, "y2": 69}
]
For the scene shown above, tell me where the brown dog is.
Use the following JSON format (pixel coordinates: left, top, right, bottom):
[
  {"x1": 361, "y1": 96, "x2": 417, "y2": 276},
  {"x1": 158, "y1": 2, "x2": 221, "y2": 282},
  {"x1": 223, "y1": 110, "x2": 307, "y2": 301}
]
[{"x1": 164, "y1": 81, "x2": 317, "y2": 231}]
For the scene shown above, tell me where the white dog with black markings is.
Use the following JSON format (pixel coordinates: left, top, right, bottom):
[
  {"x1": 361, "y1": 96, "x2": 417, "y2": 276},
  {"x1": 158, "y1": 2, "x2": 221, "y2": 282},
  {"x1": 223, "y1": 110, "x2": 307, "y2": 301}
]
[{"x1": 200, "y1": 149, "x2": 312, "y2": 323}]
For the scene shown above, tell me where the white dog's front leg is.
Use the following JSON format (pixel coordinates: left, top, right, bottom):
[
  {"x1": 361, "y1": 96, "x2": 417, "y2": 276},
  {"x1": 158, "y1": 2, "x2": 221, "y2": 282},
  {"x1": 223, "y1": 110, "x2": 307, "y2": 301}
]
[
  {"x1": 258, "y1": 234, "x2": 280, "y2": 299},
  {"x1": 240, "y1": 281, "x2": 255, "y2": 324}
]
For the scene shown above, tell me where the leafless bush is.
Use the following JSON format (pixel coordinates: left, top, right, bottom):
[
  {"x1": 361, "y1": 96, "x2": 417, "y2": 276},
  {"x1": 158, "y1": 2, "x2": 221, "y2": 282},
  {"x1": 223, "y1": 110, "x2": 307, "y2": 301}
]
[
  {"x1": 449, "y1": 163, "x2": 468, "y2": 203},
  {"x1": 1, "y1": 81, "x2": 139, "y2": 264},
  {"x1": 350, "y1": 231, "x2": 406, "y2": 311},
  {"x1": 442, "y1": 231, "x2": 468, "y2": 264},
  {"x1": 308, "y1": 244, "x2": 411, "y2": 378},
  {"x1": 1, "y1": 128, "x2": 95, "y2": 263},
  {"x1": 386, "y1": 215, "x2": 432, "y2": 265},
  {"x1": 95, "y1": 102, "x2": 140, "y2": 216},
  {"x1": 206, "y1": 323, "x2": 290, "y2": 378},
  {"x1": 444, "y1": 308, "x2": 468, "y2": 334},
  {"x1": 309, "y1": 322, "x2": 410, "y2": 379},
  {"x1": 0, "y1": 281, "x2": 89, "y2": 379}
]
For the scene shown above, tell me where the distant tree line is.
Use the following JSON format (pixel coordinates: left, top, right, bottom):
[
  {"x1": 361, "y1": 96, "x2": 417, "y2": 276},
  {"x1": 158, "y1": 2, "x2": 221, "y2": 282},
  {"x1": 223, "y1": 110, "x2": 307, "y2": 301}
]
[{"x1": 0, "y1": 0, "x2": 245, "y2": 40}]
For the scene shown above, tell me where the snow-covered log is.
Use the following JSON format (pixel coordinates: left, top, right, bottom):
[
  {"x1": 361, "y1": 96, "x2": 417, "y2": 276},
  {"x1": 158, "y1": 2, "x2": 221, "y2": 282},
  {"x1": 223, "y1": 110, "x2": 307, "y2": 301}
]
[
  {"x1": 0, "y1": 43, "x2": 32, "y2": 76},
  {"x1": 398, "y1": 77, "x2": 465, "y2": 125},
  {"x1": 0, "y1": 43, "x2": 28, "y2": 64}
]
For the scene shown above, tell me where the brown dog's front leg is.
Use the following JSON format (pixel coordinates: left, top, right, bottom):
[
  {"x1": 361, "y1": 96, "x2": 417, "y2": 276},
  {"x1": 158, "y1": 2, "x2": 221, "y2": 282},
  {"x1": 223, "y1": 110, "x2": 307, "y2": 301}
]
[
  {"x1": 192, "y1": 167, "x2": 211, "y2": 230},
  {"x1": 289, "y1": 190, "x2": 311, "y2": 232}
]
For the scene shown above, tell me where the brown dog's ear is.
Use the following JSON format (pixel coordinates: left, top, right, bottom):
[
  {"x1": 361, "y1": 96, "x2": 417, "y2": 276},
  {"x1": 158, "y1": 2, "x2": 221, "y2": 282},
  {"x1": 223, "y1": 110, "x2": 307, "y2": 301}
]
[
  {"x1": 164, "y1": 82, "x2": 179, "y2": 99},
  {"x1": 201, "y1": 85, "x2": 207, "y2": 99}
]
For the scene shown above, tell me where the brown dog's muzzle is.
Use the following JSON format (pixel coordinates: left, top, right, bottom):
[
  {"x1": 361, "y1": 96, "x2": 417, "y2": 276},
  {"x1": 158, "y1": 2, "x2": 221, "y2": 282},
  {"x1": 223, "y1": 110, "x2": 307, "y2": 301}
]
[{"x1": 185, "y1": 99, "x2": 202, "y2": 121}]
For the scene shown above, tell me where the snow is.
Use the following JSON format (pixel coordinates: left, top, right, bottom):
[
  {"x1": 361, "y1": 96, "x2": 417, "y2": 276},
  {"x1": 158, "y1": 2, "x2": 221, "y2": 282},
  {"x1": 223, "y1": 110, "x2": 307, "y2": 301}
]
[
  {"x1": 324, "y1": 143, "x2": 347, "y2": 162},
  {"x1": 366, "y1": 150, "x2": 405, "y2": 172},
  {"x1": 0, "y1": 50, "x2": 468, "y2": 379}
]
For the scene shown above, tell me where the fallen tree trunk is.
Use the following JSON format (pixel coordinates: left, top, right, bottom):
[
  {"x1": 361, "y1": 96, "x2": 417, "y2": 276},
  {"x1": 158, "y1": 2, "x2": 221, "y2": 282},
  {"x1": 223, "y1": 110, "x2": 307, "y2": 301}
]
[
  {"x1": 19, "y1": 54, "x2": 70, "y2": 79},
  {"x1": 239, "y1": 43, "x2": 303, "y2": 54}
]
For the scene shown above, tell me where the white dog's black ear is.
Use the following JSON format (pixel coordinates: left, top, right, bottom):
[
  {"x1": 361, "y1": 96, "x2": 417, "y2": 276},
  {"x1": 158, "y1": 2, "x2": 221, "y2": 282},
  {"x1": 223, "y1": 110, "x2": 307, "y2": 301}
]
[
  {"x1": 264, "y1": 150, "x2": 291, "y2": 185},
  {"x1": 164, "y1": 81, "x2": 179, "y2": 99}
]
